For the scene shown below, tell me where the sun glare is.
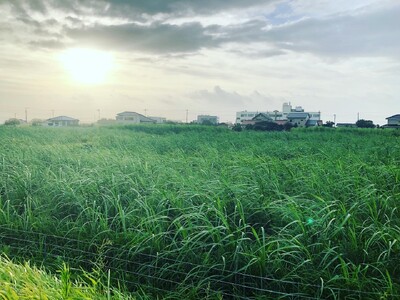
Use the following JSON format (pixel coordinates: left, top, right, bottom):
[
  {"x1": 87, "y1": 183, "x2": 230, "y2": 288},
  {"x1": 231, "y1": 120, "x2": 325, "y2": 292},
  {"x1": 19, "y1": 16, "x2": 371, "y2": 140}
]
[{"x1": 59, "y1": 48, "x2": 114, "y2": 84}]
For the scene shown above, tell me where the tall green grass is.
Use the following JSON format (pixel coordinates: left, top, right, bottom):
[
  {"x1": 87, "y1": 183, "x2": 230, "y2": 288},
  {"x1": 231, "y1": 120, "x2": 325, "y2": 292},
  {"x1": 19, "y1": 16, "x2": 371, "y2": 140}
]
[
  {"x1": 0, "y1": 125, "x2": 399, "y2": 299},
  {"x1": 0, "y1": 255, "x2": 137, "y2": 299}
]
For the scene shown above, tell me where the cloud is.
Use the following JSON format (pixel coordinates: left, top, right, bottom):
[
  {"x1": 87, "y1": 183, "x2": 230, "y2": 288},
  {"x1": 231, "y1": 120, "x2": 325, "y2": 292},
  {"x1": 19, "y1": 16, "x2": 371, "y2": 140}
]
[
  {"x1": 29, "y1": 38, "x2": 64, "y2": 49},
  {"x1": 1, "y1": 0, "x2": 400, "y2": 61},
  {"x1": 63, "y1": 3, "x2": 400, "y2": 59},
  {"x1": 3, "y1": 0, "x2": 273, "y2": 19},
  {"x1": 65, "y1": 22, "x2": 220, "y2": 54},
  {"x1": 189, "y1": 86, "x2": 277, "y2": 107},
  {"x1": 71, "y1": 0, "x2": 272, "y2": 16},
  {"x1": 260, "y1": 5, "x2": 400, "y2": 59}
]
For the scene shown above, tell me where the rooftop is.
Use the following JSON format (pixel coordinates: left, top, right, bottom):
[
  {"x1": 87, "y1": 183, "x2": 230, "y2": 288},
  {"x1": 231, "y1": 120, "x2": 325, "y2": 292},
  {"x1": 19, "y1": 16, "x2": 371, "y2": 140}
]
[
  {"x1": 386, "y1": 114, "x2": 400, "y2": 119},
  {"x1": 47, "y1": 116, "x2": 78, "y2": 121},
  {"x1": 287, "y1": 112, "x2": 310, "y2": 119}
]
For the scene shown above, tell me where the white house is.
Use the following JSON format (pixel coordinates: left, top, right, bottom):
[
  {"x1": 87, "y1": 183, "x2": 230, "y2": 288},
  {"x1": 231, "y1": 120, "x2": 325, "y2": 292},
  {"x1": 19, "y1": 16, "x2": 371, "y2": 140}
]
[
  {"x1": 116, "y1": 112, "x2": 156, "y2": 124},
  {"x1": 385, "y1": 114, "x2": 400, "y2": 127},
  {"x1": 287, "y1": 112, "x2": 310, "y2": 127},
  {"x1": 148, "y1": 116, "x2": 167, "y2": 124},
  {"x1": 45, "y1": 116, "x2": 79, "y2": 127}
]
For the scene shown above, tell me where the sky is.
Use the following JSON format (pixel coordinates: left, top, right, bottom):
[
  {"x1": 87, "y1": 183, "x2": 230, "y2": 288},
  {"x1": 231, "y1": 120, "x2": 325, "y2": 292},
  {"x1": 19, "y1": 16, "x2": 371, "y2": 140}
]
[{"x1": 0, "y1": 0, "x2": 399, "y2": 125}]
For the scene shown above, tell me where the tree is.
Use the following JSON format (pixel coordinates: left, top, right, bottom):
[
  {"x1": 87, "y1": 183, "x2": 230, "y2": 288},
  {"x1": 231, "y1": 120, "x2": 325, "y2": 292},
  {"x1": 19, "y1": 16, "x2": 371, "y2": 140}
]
[
  {"x1": 283, "y1": 122, "x2": 294, "y2": 131},
  {"x1": 31, "y1": 119, "x2": 44, "y2": 126},
  {"x1": 253, "y1": 121, "x2": 283, "y2": 131},
  {"x1": 4, "y1": 118, "x2": 21, "y2": 126},
  {"x1": 356, "y1": 119, "x2": 375, "y2": 128},
  {"x1": 232, "y1": 123, "x2": 242, "y2": 132},
  {"x1": 323, "y1": 121, "x2": 335, "y2": 128},
  {"x1": 201, "y1": 119, "x2": 214, "y2": 126}
]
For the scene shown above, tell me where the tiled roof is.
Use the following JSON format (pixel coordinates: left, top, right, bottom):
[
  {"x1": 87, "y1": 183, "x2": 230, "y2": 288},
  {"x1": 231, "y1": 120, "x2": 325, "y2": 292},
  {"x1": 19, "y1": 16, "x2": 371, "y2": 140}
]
[
  {"x1": 287, "y1": 112, "x2": 309, "y2": 119},
  {"x1": 386, "y1": 114, "x2": 400, "y2": 119},
  {"x1": 117, "y1": 111, "x2": 141, "y2": 116},
  {"x1": 116, "y1": 111, "x2": 155, "y2": 122},
  {"x1": 252, "y1": 113, "x2": 273, "y2": 120},
  {"x1": 47, "y1": 116, "x2": 78, "y2": 121}
]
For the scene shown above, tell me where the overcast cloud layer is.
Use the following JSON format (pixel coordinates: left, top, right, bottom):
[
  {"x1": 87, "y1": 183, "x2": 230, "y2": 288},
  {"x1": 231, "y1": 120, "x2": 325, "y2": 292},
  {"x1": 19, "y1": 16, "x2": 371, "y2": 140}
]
[{"x1": 0, "y1": 0, "x2": 399, "y2": 124}]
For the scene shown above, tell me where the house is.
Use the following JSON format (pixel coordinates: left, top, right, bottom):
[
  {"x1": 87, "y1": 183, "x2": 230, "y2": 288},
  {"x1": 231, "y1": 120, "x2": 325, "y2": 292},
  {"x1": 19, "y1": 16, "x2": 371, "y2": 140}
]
[
  {"x1": 45, "y1": 116, "x2": 79, "y2": 127},
  {"x1": 116, "y1": 111, "x2": 156, "y2": 124},
  {"x1": 242, "y1": 113, "x2": 274, "y2": 126},
  {"x1": 383, "y1": 114, "x2": 400, "y2": 128},
  {"x1": 148, "y1": 116, "x2": 166, "y2": 124},
  {"x1": 287, "y1": 112, "x2": 310, "y2": 127},
  {"x1": 197, "y1": 115, "x2": 219, "y2": 125},
  {"x1": 252, "y1": 113, "x2": 274, "y2": 123}
]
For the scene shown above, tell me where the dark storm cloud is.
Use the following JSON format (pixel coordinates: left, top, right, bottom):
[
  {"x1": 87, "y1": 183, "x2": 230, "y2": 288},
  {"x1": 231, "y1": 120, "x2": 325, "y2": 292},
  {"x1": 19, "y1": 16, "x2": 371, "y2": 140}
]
[{"x1": 66, "y1": 22, "x2": 219, "y2": 53}]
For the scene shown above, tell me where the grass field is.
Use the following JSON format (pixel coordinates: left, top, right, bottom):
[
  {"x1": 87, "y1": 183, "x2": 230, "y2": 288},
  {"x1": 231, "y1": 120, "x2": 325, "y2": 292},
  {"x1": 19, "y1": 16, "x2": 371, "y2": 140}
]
[{"x1": 0, "y1": 125, "x2": 399, "y2": 299}]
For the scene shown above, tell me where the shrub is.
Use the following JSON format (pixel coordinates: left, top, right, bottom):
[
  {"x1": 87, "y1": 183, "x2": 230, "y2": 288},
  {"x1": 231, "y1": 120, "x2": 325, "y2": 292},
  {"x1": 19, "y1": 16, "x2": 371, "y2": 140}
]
[{"x1": 4, "y1": 118, "x2": 22, "y2": 126}]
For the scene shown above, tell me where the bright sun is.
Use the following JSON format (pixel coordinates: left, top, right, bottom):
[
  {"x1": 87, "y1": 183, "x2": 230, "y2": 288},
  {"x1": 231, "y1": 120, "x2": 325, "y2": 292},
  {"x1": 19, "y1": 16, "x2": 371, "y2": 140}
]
[{"x1": 59, "y1": 48, "x2": 114, "y2": 84}]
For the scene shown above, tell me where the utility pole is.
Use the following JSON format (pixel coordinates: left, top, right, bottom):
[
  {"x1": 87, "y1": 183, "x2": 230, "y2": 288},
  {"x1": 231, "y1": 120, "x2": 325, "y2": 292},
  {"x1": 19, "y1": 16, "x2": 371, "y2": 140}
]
[
  {"x1": 274, "y1": 110, "x2": 278, "y2": 121},
  {"x1": 357, "y1": 112, "x2": 360, "y2": 121},
  {"x1": 333, "y1": 114, "x2": 336, "y2": 125},
  {"x1": 25, "y1": 107, "x2": 28, "y2": 123},
  {"x1": 186, "y1": 109, "x2": 188, "y2": 123}
]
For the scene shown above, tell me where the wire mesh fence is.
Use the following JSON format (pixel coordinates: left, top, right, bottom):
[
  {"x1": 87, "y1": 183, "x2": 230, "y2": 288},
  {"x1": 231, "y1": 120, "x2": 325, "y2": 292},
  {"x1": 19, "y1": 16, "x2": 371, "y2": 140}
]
[{"x1": 1, "y1": 225, "x2": 396, "y2": 299}]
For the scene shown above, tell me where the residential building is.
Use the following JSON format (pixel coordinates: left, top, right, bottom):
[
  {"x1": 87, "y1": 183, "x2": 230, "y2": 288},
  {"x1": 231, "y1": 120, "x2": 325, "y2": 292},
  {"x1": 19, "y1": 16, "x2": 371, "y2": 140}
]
[
  {"x1": 197, "y1": 115, "x2": 219, "y2": 125},
  {"x1": 385, "y1": 114, "x2": 400, "y2": 127},
  {"x1": 116, "y1": 111, "x2": 156, "y2": 124},
  {"x1": 45, "y1": 116, "x2": 79, "y2": 127},
  {"x1": 236, "y1": 102, "x2": 321, "y2": 126},
  {"x1": 252, "y1": 113, "x2": 274, "y2": 123},
  {"x1": 242, "y1": 113, "x2": 273, "y2": 125},
  {"x1": 148, "y1": 116, "x2": 167, "y2": 124},
  {"x1": 287, "y1": 112, "x2": 310, "y2": 127}
]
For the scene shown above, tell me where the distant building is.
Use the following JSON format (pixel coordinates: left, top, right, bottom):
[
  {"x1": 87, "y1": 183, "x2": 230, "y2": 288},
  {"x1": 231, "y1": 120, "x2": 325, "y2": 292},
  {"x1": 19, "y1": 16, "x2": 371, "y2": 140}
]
[
  {"x1": 148, "y1": 116, "x2": 167, "y2": 124},
  {"x1": 252, "y1": 113, "x2": 274, "y2": 123},
  {"x1": 197, "y1": 115, "x2": 219, "y2": 125},
  {"x1": 383, "y1": 114, "x2": 400, "y2": 128},
  {"x1": 116, "y1": 111, "x2": 156, "y2": 124},
  {"x1": 242, "y1": 113, "x2": 274, "y2": 125},
  {"x1": 236, "y1": 103, "x2": 321, "y2": 126},
  {"x1": 287, "y1": 112, "x2": 310, "y2": 127},
  {"x1": 45, "y1": 116, "x2": 79, "y2": 127}
]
